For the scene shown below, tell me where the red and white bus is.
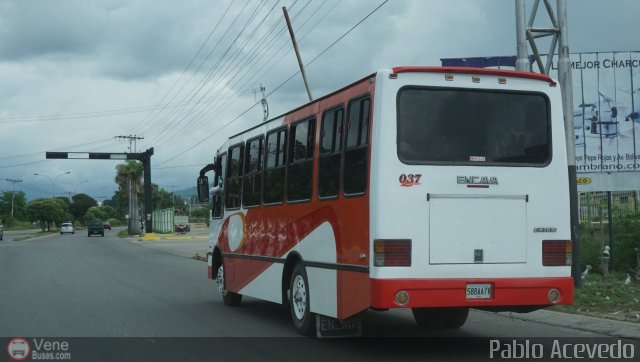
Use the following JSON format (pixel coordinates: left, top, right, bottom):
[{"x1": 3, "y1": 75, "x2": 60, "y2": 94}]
[{"x1": 197, "y1": 66, "x2": 574, "y2": 336}]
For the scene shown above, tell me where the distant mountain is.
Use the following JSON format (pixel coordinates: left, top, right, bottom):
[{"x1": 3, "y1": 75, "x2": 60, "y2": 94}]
[{"x1": 175, "y1": 186, "x2": 197, "y2": 199}]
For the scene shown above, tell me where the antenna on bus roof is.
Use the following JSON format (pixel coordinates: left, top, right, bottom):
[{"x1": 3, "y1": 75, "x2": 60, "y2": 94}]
[{"x1": 283, "y1": 6, "x2": 313, "y2": 102}]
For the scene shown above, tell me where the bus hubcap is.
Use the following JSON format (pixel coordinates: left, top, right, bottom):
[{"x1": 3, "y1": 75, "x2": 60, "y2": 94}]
[
  {"x1": 292, "y1": 275, "x2": 307, "y2": 320},
  {"x1": 216, "y1": 266, "x2": 227, "y2": 296}
]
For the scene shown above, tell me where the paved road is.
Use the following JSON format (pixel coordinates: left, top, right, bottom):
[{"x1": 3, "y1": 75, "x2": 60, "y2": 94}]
[{"x1": 1, "y1": 229, "x2": 637, "y2": 361}]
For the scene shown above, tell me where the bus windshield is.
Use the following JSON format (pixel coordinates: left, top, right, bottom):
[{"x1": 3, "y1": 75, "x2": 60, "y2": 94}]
[{"x1": 397, "y1": 87, "x2": 551, "y2": 165}]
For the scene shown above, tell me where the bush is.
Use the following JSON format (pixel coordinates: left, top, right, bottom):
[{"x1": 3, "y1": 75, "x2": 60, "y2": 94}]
[
  {"x1": 580, "y1": 218, "x2": 640, "y2": 273},
  {"x1": 579, "y1": 227, "x2": 606, "y2": 273},
  {"x1": 612, "y1": 218, "x2": 640, "y2": 271}
]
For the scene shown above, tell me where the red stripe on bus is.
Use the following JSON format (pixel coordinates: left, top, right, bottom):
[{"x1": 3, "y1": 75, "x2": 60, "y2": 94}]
[{"x1": 369, "y1": 277, "x2": 574, "y2": 309}]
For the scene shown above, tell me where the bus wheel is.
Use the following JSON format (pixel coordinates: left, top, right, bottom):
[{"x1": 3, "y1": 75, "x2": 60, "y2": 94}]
[
  {"x1": 412, "y1": 307, "x2": 469, "y2": 330},
  {"x1": 216, "y1": 264, "x2": 242, "y2": 306},
  {"x1": 289, "y1": 263, "x2": 315, "y2": 336}
]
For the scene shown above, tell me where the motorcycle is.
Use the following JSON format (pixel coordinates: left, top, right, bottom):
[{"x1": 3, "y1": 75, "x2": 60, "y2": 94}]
[{"x1": 175, "y1": 224, "x2": 191, "y2": 234}]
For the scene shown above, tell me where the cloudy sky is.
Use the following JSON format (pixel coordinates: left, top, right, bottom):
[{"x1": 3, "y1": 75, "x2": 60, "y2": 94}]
[{"x1": 0, "y1": 0, "x2": 638, "y2": 201}]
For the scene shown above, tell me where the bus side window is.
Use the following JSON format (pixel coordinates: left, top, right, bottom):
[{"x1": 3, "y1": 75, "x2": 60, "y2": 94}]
[
  {"x1": 243, "y1": 136, "x2": 263, "y2": 208},
  {"x1": 287, "y1": 118, "x2": 315, "y2": 202},
  {"x1": 212, "y1": 153, "x2": 226, "y2": 218},
  {"x1": 344, "y1": 97, "x2": 370, "y2": 195},
  {"x1": 318, "y1": 107, "x2": 344, "y2": 198},
  {"x1": 264, "y1": 127, "x2": 287, "y2": 204},
  {"x1": 225, "y1": 144, "x2": 244, "y2": 210}
]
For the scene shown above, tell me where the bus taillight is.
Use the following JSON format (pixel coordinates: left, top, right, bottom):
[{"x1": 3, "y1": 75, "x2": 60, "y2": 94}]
[
  {"x1": 374, "y1": 239, "x2": 411, "y2": 267},
  {"x1": 542, "y1": 240, "x2": 573, "y2": 266}
]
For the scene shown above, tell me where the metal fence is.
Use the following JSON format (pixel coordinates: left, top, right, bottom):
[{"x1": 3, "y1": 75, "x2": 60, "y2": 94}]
[
  {"x1": 579, "y1": 191, "x2": 640, "y2": 224},
  {"x1": 152, "y1": 208, "x2": 174, "y2": 234}
]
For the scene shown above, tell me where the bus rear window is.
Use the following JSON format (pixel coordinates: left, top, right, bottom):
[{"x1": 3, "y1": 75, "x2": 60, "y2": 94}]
[{"x1": 397, "y1": 87, "x2": 551, "y2": 165}]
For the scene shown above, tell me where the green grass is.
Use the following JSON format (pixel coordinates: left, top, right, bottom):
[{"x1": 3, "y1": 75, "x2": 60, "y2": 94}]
[
  {"x1": 552, "y1": 272, "x2": 640, "y2": 322},
  {"x1": 2, "y1": 220, "x2": 39, "y2": 231},
  {"x1": 13, "y1": 230, "x2": 58, "y2": 241}
]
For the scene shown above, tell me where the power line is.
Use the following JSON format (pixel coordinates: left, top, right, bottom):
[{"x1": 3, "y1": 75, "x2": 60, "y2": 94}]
[
  {"x1": 150, "y1": 0, "x2": 313, "y2": 150},
  {"x1": 155, "y1": 0, "x2": 335, "y2": 151},
  {"x1": 139, "y1": 1, "x2": 256, "y2": 145},
  {"x1": 114, "y1": 135, "x2": 144, "y2": 153},
  {"x1": 0, "y1": 137, "x2": 117, "y2": 162},
  {"x1": 154, "y1": 0, "x2": 389, "y2": 167},
  {"x1": 156, "y1": 0, "x2": 283, "y2": 147},
  {"x1": 128, "y1": 0, "x2": 240, "y2": 136},
  {"x1": 142, "y1": 0, "x2": 292, "y2": 150},
  {"x1": 0, "y1": 160, "x2": 49, "y2": 169},
  {"x1": 0, "y1": 94, "x2": 252, "y2": 124}
]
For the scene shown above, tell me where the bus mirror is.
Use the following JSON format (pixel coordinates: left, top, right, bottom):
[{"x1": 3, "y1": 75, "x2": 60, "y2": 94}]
[
  {"x1": 197, "y1": 175, "x2": 209, "y2": 202},
  {"x1": 214, "y1": 157, "x2": 222, "y2": 175}
]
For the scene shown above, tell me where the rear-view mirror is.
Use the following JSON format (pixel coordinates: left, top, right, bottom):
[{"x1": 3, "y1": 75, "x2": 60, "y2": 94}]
[{"x1": 197, "y1": 175, "x2": 209, "y2": 202}]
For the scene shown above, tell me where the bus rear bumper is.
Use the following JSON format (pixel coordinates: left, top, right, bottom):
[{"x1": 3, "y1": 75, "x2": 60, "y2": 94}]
[{"x1": 370, "y1": 277, "x2": 574, "y2": 309}]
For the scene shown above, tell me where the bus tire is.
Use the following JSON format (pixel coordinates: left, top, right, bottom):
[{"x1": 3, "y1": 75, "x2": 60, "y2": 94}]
[
  {"x1": 412, "y1": 307, "x2": 469, "y2": 330},
  {"x1": 289, "y1": 263, "x2": 315, "y2": 336},
  {"x1": 216, "y1": 264, "x2": 242, "y2": 306}
]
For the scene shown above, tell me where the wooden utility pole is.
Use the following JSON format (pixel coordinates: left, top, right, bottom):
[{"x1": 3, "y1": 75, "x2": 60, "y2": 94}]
[{"x1": 283, "y1": 6, "x2": 313, "y2": 102}]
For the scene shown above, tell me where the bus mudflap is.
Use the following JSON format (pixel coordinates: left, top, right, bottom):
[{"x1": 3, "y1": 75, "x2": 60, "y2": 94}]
[{"x1": 316, "y1": 314, "x2": 363, "y2": 338}]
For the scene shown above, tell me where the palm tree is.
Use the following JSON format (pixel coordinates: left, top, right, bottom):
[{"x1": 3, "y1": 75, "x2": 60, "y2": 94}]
[{"x1": 115, "y1": 161, "x2": 143, "y2": 235}]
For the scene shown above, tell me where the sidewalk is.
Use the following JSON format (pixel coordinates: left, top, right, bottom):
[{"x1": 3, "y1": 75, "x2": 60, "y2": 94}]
[
  {"x1": 489, "y1": 310, "x2": 640, "y2": 339},
  {"x1": 130, "y1": 232, "x2": 640, "y2": 339}
]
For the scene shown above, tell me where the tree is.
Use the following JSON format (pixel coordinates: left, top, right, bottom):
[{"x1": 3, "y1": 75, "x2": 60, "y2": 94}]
[
  {"x1": 0, "y1": 191, "x2": 28, "y2": 226},
  {"x1": 70, "y1": 193, "x2": 97, "y2": 226},
  {"x1": 115, "y1": 161, "x2": 143, "y2": 235},
  {"x1": 27, "y1": 198, "x2": 66, "y2": 231},
  {"x1": 152, "y1": 185, "x2": 184, "y2": 210},
  {"x1": 84, "y1": 206, "x2": 110, "y2": 222}
]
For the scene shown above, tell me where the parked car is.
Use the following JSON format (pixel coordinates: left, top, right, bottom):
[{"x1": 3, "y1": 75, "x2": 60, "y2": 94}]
[
  {"x1": 60, "y1": 222, "x2": 75, "y2": 235},
  {"x1": 102, "y1": 222, "x2": 112, "y2": 230},
  {"x1": 88, "y1": 221, "x2": 104, "y2": 237}
]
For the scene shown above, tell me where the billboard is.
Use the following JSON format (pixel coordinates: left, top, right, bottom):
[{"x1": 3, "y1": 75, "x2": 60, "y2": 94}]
[{"x1": 554, "y1": 51, "x2": 640, "y2": 174}]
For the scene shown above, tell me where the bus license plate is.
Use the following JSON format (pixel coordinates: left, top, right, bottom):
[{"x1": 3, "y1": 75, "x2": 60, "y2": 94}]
[{"x1": 466, "y1": 283, "x2": 492, "y2": 299}]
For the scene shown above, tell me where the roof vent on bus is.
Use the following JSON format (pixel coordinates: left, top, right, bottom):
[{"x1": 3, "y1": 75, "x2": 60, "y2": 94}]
[
  {"x1": 444, "y1": 74, "x2": 454, "y2": 81},
  {"x1": 498, "y1": 78, "x2": 507, "y2": 84},
  {"x1": 472, "y1": 76, "x2": 480, "y2": 83}
]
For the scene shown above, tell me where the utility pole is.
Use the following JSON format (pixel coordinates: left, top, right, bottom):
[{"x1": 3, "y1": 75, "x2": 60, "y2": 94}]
[
  {"x1": 167, "y1": 185, "x2": 177, "y2": 210},
  {"x1": 515, "y1": 0, "x2": 580, "y2": 286},
  {"x1": 115, "y1": 135, "x2": 144, "y2": 153},
  {"x1": 253, "y1": 84, "x2": 269, "y2": 122},
  {"x1": 3, "y1": 178, "x2": 23, "y2": 218},
  {"x1": 283, "y1": 6, "x2": 313, "y2": 102}
]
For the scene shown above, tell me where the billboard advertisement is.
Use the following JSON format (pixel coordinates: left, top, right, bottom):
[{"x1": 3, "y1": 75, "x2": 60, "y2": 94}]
[{"x1": 556, "y1": 51, "x2": 640, "y2": 174}]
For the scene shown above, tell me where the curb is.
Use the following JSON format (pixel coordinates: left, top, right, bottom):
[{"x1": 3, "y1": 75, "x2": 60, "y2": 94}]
[
  {"x1": 193, "y1": 252, "x2": 208, "y2": 262},
  {"x1": 487, "y1": 309, "x2": 640, "y2": 339}
]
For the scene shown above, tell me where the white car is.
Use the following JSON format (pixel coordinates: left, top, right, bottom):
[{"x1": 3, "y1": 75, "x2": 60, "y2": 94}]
[{"x1": 60, "y1": 223, "x2": 75, "y2": 234}]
